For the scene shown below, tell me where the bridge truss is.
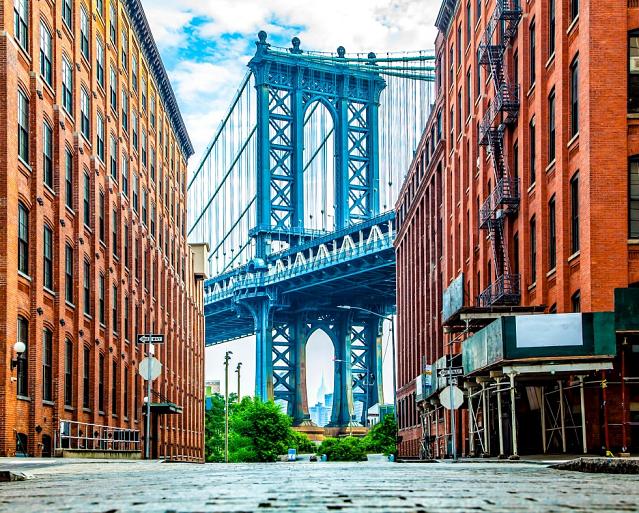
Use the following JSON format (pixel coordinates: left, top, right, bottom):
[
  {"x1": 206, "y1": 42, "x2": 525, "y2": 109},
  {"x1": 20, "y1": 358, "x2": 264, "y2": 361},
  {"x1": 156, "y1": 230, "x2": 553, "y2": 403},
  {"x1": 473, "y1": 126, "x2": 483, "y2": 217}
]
[{"x1": 188, "y1": 32, "x2": 434, "y2": 428}]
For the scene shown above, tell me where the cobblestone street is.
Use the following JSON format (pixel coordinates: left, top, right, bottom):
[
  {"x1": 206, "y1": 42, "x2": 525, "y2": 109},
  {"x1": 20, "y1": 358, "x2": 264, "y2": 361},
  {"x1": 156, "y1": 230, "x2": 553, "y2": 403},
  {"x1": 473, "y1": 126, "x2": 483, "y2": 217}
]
[{"x1": 1, "y1": 459, "x2": 638, "y2": 512}]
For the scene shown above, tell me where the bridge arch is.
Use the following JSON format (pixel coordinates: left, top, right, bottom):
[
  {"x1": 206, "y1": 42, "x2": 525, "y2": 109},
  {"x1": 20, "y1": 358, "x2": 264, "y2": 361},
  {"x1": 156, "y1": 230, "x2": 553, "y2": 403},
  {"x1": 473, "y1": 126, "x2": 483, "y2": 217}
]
[{"x1": 304, "y1": 327, "x2": 335, "y2": 427}]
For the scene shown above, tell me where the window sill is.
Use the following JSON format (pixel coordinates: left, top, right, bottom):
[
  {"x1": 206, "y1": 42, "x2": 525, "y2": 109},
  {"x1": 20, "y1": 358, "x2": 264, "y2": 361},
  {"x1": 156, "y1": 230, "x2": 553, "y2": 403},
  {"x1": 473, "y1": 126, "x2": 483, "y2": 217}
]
[
  {"x1": 65, "y1": 300, "x2": 76, "y2": 309},
  {"x1": 64, "y1": 405, "x2": 75, "y2": 412},
  {"x1": 528, "y1": 282, "x2": 537, "y2": 292},
  {"x1": 65, "y1": 205, "x2": 76, "y2": 217},
  {"x1": 18, "y1": 271, "x2": 31, "y2": 282},
  {"x1": 567, "y1": 15, "x2": 579, "y2": 36},
  {"x1": 43, "y1": 287, "x2": 56, "y2": 298},
  {"x1": 17, "y1": 395, "x2": 31, "y2": 402},
  {"x1": 84, "y1": 312, "x2": 93, "y2": 321},
  {"x1": 568, "y1": 251, "x2": 581, "y2": 263},
  {"x1": 567, "y1": 133, "x2": 579, "y2": 150},
  {"x1": 629, "y1": 239, "x2": 639, "y2": 245},
  {"x1": 526, "y1": 83, "x2": 536, "y2": 98},
  {"x1": 18, "y1": 156, "x2": 32, "y2": 173},
  {"x1": 545, "y1": 53, "x2": 556, "y2": 70},
  {"x1": 546, "y1": 268, "x2": 557, "y2": 278},
  {"x1": 83, "y1": 408, "x2": 91, "y2": 413},
  {"x1": 545, "y1": 159, "x2": 556, "y2": 174},
  {"x1": 527, "y1": 182, "x2": 536, "y2": 195},
  {"x1": 43, "y1": 400, "x2": 55, "y2": 406}
]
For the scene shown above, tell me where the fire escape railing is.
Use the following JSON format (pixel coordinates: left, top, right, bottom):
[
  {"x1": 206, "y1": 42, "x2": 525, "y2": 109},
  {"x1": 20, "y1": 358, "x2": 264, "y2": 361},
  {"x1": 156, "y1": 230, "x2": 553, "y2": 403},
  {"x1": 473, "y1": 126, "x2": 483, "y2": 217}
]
[{"x1": 477, "y1": 0, "x2": 522, "y2": 307}]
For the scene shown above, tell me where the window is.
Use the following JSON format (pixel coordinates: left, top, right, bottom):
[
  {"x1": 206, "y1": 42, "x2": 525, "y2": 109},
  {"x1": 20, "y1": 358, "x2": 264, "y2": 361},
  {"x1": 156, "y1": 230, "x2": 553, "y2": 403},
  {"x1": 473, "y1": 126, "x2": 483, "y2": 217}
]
[
  {"x1": 110, "y1": 136, "x2": 118, "y2": 180},
  {"x1": 109, "y1": 2, "x2": 117, "y2": 44},
  {"x1": 123, "y1": 366, "x2": 129, "y2": 419},
  {"x1": 42, "y1": 328, "x2": 53, "y2": 402},
  {"x1": 83, "y1": 259, "x2": 91, "y2": 315},
  {"x1": 124, "y1": 224, "x2": 130, "y2": 268},
  {"x1": 65, "y1": 149, "x2": 73, "y2": 209},
  {"x1": 150, "y1": 202, "x2": 156, "y2": 237},
  {"x1": 96, "y1": 38, "x2": 105, "y2": 88},
  {"x1": 570, "y1": 56, "x2": 579, "y2": 137},
  {"x1": 122, "y1": 90, "x2": 128, "y2": 132},
  {"x1": 571, "y1": 173, "x2": 580, "y2": 254},
  {"x1": 62, "y1": 57, "x2": 73, "y2": 114},
  {"x1": 43, "y1": 225, "x2": 53, "y2": 290},
  {"x1": 549, "y1": 0, "x2": 556, "y2": 58},
  {"x1": 83, "y1": 346, "x2": 91, "y2": 409},
  {"x1": 530, "y1": 216, "x2": 537, "y2": 284},
  {"x1": 466, "y1": 69, "x2": 471, "y2": 118},
  {"x1": 631, "y1": 158, "x2": 639, "y2": 238},
  {"x1": 80, "y1": 88, "x2": 91, "y2": 139},
  {"x1": 112, "y1": 208, "x2": 118, "y2": 257},
  {"x1": 112, "y1": 361, "x2": 118, "y2": 415},
  {"x1": 80, "y1": 7, "x2": 90, "y2": 59},
  {"x1": 64, "y1": 338, "x2": 73, "y2": 406},
  {"x1": 132, "y1": 53, "x2": 138, "y2": 91},
  {"x1": 99, "y1": 273, "x2": 105, "y2": 324},
  {"x1": 529, "y1": 117, "x2": 536, "y2": 185},
  {"x1": 132, "y1": 111, "x2": 138, "y2": 149},
  {"x1": 14, "y1": 0, "x2": 28, "y2": 50},
  {"x1": 17, "y1": 316, "x2": 28, "y2": 397},
  {"x1": 457, "y1": 25, "x2": 462, "y2": 68},
  {"x1": 529, "y1": 21, "x2": 536, "y2": 87},
  {"x1": 513, "y1": 141, "x2": 519, "y2": 182},
  {"x1": 141, "y1": 76, "x2": 147, "y2": 111},
  {"x1": 97, "y1": 113, "x2": 105, "y2": 161},
  {"x1": 18, "y1": 89, "x2": 29, "y2": 163},
  {"x1": 466, "y1": 1, "x2": 471, "y2": 45},
  {"x1": 43, "y1": 122, "x2": 53, "y2": 188},
  {"x1": 110, "y1": 65, "x2": 117, "y2": 109},
  {"x1": 513, "y1": 50, "x2": 519, "y2": 92},
  {"x1": 99, "y1": 190, "x2": 105, "y2": 241},
  {"x1": 141, "y1": 130, "x2": 147, "y2": 166},
  {"x1": 18, "y1": 202, "x2": 29, "y2": 275},
  {"x1": 121, "y1": 28, "x2": 128, "y2": 70},
  {"x1": 572, "y1": 290, "x2": 581, "y2": 312},
  {"x1": 112, "y1": 285, "x2": 118, "y2": 334},
  {"x1": 40, "y1": 22, "x2": 52, "y2": 85},
  {"x1": 476, "y1": 50, "x2": 481, "y2": 99},
  {"x1": 98, "y1": 353, "x2": 105, "y2": 412},
  {"x1": 571, "y1": 0, "x2": 579, "y2": 22},
  {"x1": 548, "y1": 196, "x2": 556, "y2": 270},
  {"x1": 548, "y1": 89, "x2": 556, "y2": 163},
  {"x1": 83, "y1": 171, "x2": 91, "y2": 226},
  {"x1": 142, "y1": 188, "x2": 147, "y2": 225},
  {"x1": 124, "y1": 295, "x2": 129, "y2": 340},
  {"x1": 62, "y1": 0, "x2": 72, "y2": 29},
  {"x1": 150, "y1": 95, "x2": 156, "y2": 127},
  {"x1": 65, "y1": 244, "x2": 74, "y2": 303},
  {"x1": 97, "y1": 0, "x2": 104, "y2": 17},
  {"x1": 630, "y1": 32, "x2": 639, "y2": 113},
  {"x1": 122, "y1": 156, "x2": 129, "y2": 196},
  {"x1": 132, "y1": 172, "x2": 139, "y2": 212},
  {"x1": 513, "y1": 232, "x2": 519, "y2": 276}
]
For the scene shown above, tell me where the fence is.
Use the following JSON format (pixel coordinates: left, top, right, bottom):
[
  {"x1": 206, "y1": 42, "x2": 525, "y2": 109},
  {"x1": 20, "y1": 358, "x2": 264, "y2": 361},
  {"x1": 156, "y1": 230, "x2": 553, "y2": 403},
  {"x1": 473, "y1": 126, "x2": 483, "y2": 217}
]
[{"x1": 57, "y1": 420, "x2": 140, "y2": 452}]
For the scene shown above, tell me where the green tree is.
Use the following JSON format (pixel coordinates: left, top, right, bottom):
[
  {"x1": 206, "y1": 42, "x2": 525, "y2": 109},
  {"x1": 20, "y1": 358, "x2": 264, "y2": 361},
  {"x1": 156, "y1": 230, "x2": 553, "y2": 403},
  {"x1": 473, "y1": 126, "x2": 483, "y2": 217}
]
[
  {"x1": 317, "y1": 437, "x2": 367, "y2": 462},
  {"x1": 289, "y1": 431, "x2": 316, "y2": 453},
  {"x1": 362, "y1": 414, "x2": 397, "y2": 456},
  {"x1": 228, "y1": 397, "x2": 293, "y2": 462},
  {"x1": 204, "y1": 392, "x2": 238, "y2": 462}
]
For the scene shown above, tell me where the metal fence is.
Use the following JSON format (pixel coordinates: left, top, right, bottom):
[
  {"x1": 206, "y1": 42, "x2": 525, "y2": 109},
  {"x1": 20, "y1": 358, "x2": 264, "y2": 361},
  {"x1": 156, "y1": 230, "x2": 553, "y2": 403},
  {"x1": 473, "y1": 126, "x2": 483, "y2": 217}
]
[{"x1": 57, "y1": 420, "x2": 140, "y2": 452}]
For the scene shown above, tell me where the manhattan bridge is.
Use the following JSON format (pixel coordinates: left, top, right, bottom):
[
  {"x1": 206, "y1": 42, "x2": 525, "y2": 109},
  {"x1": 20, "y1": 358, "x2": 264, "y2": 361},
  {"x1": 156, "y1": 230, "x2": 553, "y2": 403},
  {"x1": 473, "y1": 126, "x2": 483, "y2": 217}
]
[{"x1": 188, "y1": 32, "x2": 434, "y2": 430}]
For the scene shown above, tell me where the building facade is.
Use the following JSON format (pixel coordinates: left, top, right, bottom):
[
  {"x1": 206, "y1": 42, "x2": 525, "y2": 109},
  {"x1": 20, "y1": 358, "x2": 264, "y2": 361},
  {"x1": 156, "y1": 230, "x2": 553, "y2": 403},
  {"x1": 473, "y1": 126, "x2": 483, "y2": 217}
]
[
  {"x1": 396, "y1": 0, "x2": 639, "y2": 459},
  {"x1": 0, "y1": 0, "x2": 206, "y2": 460}
]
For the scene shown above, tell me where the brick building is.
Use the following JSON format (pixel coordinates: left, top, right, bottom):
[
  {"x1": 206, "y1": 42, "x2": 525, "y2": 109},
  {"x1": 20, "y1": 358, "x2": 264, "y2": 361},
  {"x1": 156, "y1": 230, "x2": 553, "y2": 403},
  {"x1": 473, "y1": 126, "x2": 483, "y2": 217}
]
[
  {"x1": 396, "y1": 0, "x2": 639, "y2": 459},
  {"x1": 0, "y1": 0, "x2": 206, "y2": 460}
]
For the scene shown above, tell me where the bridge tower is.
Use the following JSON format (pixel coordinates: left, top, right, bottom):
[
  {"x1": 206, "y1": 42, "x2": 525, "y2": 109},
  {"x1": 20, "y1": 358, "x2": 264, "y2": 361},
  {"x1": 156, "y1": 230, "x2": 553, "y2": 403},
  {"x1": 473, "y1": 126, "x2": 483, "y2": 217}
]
[{"x1": 245, "y1": 32, "x2": 387, "y2": 428}]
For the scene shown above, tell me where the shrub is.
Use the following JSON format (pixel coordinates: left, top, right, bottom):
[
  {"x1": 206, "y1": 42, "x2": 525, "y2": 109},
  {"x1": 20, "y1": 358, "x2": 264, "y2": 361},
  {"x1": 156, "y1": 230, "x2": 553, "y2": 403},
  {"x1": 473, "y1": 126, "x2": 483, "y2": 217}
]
[
  {"x1": 362, "y1": 414, "x2": 397, "y2": 456},
  {"x1": 317, "y1": 436, "x2": 367, "y2": 462},
  {"x1": 289, "y1": 431, "x2": 316, "y2": 453}
]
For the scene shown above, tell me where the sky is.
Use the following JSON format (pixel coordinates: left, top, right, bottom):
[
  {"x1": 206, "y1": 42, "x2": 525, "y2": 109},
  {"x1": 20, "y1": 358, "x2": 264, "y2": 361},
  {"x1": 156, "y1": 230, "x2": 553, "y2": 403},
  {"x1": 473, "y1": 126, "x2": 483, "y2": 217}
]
[{"x1": 140, "y1": 0, "x2": 440, "y2": 402}]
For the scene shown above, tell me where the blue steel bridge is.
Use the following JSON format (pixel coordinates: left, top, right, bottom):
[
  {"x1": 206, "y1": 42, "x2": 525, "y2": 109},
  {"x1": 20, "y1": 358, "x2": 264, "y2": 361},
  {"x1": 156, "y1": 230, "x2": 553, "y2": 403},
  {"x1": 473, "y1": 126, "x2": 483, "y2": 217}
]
[{"x1": 187, "y1": 32, "x2": 434, "y2": 428}]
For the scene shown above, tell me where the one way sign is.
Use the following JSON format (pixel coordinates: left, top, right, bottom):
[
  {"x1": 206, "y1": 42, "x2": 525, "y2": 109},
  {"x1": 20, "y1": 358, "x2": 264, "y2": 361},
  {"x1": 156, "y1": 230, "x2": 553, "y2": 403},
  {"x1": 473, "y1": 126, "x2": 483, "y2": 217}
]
[{"x1": 136, "y1": 333, "x2": 165, "y2": 344}]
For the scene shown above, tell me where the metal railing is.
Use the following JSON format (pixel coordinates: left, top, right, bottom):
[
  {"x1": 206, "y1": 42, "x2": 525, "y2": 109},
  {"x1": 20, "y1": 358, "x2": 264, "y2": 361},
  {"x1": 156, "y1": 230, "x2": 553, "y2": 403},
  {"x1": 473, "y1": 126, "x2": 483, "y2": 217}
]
[
  {"x1": 478, "y1": 274, "x2": 521, "y2": 307},
  {"x1": 479, "y1": 177, "x2": 520, "y2": 228},
  {"x1": 57, "y1": 420, "x2": 140, "y2": 452}
]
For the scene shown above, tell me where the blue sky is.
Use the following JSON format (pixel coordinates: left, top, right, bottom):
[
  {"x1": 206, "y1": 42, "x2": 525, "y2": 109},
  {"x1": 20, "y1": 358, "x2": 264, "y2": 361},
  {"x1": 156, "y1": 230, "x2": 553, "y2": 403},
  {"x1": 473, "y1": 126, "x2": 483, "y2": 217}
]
[{"x1": 140, "y1": 0, "x2": 440, "y2": 400}]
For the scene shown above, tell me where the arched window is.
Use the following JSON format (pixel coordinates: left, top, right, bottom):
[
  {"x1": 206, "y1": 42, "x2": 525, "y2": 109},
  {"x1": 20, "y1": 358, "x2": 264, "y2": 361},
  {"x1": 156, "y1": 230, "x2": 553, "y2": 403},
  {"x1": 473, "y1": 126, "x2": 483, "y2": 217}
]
[{"x1": 42, "y1": 327, "x2": 53, "y2": 401}]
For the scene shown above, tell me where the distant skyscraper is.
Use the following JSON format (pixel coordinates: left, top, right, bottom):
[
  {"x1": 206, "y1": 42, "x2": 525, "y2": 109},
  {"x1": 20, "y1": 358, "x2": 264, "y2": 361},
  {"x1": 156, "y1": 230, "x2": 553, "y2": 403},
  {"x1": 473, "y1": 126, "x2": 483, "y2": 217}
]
[{"x1": 309, "y1": 374, "x2": 332, "y2": 426}]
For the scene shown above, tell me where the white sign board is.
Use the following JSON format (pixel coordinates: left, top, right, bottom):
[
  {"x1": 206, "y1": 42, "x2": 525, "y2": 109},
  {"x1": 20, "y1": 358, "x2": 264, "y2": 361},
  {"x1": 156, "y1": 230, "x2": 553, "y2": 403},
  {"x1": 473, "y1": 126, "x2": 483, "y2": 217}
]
[
  {"x1": 515, "y1": 313, "x2": 583, "y2": 349},
  {"x1": 139, "y1": 357, "x2": 162, "y2": 381},
  {"x1": 439, "y1": 385, "x2": 464, "y2": 410}
]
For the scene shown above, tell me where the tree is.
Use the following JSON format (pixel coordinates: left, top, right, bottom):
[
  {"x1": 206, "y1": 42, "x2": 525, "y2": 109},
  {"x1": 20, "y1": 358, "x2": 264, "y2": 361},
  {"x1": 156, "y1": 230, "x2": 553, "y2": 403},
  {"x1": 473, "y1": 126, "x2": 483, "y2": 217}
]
[
  {"x1": 362, "y1": 414, "x2": 397, "y2": 456},
  {"x1": 317, "y1": 437, "x2": 367, "y2": 462},
  {"x1": 228, "y1": 397, "x2": 293, "y2": 462},
  {"x1": 289, "y1": 431, "x2": 315, "y2": 453},
  {"x1": 204, "y1": 392, "x2": 238, "y2": 463}
]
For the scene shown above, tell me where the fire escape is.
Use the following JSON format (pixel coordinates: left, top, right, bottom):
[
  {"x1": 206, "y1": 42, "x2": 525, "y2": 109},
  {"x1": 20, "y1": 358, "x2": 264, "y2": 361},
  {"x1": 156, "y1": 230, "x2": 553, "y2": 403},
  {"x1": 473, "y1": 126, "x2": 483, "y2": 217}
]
[{"x1": 477, "y1": 0, "x2": 522, "y2": 307}]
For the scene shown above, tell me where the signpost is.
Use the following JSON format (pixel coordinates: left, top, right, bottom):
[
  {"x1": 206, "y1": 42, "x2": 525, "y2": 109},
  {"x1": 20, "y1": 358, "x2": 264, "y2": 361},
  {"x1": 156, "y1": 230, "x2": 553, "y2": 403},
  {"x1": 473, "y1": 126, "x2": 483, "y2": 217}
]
[
  {"x1": 438, "y1": 366, "x2": 464, "y2": 461},
  {"x1": 137, "y1": 333, "x2": 163, "y2": 460}
]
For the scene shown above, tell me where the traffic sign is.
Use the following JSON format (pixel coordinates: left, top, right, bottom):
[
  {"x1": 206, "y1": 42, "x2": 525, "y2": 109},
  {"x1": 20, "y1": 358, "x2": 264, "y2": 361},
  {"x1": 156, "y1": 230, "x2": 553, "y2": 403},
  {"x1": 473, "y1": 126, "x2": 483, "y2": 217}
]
[
  {"x1": 136, "y1": 334, "x2": 165, "y2": 344},
  {"x1": 437, "y1": 367, "x2": 464, "y2": 378},
  {"x1": 439, "y1": 385, "x2": 464, "y2": 410},
  {"x1": 139, "y1": 357, "x2": 162, "y2": 381}
]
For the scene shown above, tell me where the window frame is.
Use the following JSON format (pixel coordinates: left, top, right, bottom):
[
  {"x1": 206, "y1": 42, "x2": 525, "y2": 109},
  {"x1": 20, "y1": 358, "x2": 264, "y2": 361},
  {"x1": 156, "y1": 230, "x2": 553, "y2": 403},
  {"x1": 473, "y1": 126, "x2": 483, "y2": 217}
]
[{"x1": 18, "y1": 202, "x2": 29, "y2": 275}]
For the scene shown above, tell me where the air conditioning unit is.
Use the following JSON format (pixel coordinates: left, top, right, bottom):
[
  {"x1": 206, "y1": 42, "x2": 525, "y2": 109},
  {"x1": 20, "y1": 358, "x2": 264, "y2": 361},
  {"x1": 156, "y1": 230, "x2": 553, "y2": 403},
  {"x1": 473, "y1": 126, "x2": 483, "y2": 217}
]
[{"x1": 189, "y1": 243, "x2": 209, "y2": 281}]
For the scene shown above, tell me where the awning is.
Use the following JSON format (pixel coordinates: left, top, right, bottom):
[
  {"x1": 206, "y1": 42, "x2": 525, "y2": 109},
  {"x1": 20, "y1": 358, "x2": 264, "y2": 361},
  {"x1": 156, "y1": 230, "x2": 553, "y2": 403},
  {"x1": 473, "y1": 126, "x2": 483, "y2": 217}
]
[{"x1": 149, "y1": 402, "x2": 183, "y2": 415}]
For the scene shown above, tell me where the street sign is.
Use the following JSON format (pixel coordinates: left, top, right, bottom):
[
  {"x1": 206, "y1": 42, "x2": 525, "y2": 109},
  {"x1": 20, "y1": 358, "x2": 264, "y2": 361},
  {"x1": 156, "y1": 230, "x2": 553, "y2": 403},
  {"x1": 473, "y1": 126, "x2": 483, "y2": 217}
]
[
  {"x1": 139, "y1": 357, "x2": 162, "y2": 381},
  {"x1": 437, "y1": 366, "x2": 464, "y2": 378},
  {"x1": 136, "y1": 334, "x2": 165, "y2": 344},
  {"x1": 439, "y1": 385, "x2": 464, "y2": 410}
]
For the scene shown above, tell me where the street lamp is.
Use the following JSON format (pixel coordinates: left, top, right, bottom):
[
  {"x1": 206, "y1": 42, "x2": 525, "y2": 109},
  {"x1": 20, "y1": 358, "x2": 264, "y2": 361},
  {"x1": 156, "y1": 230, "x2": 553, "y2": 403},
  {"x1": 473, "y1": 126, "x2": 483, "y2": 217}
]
[
  {"x1": 11, "y1": 341, "x2": 26, "y2": 370},
  {"x1": 336, "y1": 305, "x2": 396, "y2": 428},
  {"x1": 235, "y1": 362, "x2": 242, "y2": 400},
  {"x1": 224, "y1": 351, "x2": 233, "y2": 463}
]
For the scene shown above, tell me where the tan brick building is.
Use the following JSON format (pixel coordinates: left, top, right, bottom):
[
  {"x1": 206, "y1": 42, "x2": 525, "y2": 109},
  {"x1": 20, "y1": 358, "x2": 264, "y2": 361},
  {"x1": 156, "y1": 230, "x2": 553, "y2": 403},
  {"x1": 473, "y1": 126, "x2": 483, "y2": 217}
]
[
  {"x1": 0, "y1": 0, "x2": 206, "y2": 460},
  {"x1": 396, "y1": 0, "x2": 639, "y2": 459}
]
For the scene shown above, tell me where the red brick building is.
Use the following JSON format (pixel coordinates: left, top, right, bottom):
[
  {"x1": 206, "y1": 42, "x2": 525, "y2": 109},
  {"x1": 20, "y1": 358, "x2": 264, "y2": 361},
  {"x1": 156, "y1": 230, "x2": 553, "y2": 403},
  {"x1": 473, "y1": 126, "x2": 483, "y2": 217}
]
[
  {"x1": 396, "y1": 0, "x2": 639, "y2": 459},
  {"x1": 0, "y1": 0, "x2": 206, "y2": 460}
]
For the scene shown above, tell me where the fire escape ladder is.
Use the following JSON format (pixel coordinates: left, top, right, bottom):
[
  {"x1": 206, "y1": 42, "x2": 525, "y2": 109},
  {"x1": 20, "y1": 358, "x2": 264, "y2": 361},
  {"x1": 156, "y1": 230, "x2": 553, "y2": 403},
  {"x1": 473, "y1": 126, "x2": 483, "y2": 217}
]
[{"x1": 477, "y1": 0, "x2": 522, "y2": 307}]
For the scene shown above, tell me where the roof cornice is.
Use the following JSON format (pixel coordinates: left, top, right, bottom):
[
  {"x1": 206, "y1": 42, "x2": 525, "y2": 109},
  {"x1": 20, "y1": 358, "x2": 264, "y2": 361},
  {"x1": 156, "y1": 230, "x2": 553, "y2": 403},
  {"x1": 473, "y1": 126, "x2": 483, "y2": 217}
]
[
  {"x1": 435, "y1": 0, "x2": 459, "y2": 35},
  {"x1": 124, "y1": 0, "x2": 194, "y2": 158}
]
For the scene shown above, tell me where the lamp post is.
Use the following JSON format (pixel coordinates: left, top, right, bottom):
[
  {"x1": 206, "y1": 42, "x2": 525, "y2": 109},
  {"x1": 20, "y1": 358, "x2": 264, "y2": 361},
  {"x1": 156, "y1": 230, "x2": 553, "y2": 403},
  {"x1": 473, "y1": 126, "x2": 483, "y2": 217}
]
[
  {"x1": 224, "y1": 351, "x2": 233, "y2": 463},
  {"x1": 10, "y1": 341, "x2": 26, "y2": 371},
  {"x1": 336, "y1": 305, "x2": 396, "y2": 424},
  {"x1": 235, "y1": 362, "x2": 242, "y2": 401}
]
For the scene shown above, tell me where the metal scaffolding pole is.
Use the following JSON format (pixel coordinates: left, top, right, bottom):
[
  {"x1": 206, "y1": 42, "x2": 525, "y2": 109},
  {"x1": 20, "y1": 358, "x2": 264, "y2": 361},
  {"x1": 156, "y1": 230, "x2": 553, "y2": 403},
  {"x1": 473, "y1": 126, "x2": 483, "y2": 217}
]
[
  {"x1": 496, "y1": 378, "x2": 505, "y2": 458},
  {"x1": 579, "y1": 376, "x2": 587, "y2": 454},
  {"x1": 509, "y1": 372, "x2": 519, "y2": 459},
  {"x1": 481, "y1": 381, "x2": 489, "y2": 454},
  {"x1": 559, "y1": 380, "x2": 566, "y2": 453},
  {"x1": 541, "y1": 385, "x2": 547, "y2": 453}
]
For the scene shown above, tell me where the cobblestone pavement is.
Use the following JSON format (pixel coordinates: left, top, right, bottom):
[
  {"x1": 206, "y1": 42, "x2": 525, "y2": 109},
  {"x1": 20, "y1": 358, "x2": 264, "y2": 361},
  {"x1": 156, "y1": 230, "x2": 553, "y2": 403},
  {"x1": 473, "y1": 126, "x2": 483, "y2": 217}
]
[{"x1": 1, "y1": 459, "x2": 639, "y2": 513}]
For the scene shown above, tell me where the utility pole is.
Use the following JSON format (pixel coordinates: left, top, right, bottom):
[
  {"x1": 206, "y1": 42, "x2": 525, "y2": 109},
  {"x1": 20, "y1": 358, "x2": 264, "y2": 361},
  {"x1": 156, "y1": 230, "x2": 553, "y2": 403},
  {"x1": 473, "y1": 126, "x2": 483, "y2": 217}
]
[
  {"x1": 235, "y1": 362, "x2": 242, "y2": 400},
  {"x1": 224, "y1": 351, "x2": 233, "y2": 463}
]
